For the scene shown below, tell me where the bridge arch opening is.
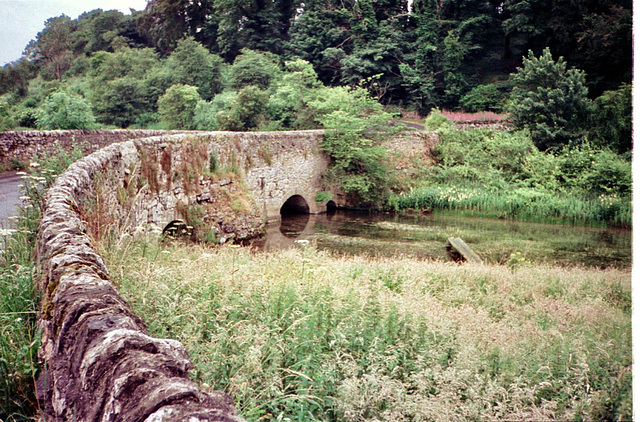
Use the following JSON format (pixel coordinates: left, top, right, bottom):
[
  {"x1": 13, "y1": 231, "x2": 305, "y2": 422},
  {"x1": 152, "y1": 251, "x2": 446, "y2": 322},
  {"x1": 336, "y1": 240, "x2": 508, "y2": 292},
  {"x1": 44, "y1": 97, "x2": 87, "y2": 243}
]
[
  {"x1": 326, "y1": 200, "x2": 337, "y2": 213},
  {"x1": 280, "y1": 195, "x2": 310, "y2": 216}
]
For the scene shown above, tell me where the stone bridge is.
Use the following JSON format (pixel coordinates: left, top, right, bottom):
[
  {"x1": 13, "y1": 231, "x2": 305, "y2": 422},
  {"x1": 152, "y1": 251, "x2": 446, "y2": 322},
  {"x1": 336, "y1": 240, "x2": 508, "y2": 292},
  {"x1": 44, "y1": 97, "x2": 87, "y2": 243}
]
[
  {"x1": 1, "y1": 130, "x2": 334, "y2": 226},
  {"x1": 1, "y1": 129, "x2": 437, "y2": 421}
]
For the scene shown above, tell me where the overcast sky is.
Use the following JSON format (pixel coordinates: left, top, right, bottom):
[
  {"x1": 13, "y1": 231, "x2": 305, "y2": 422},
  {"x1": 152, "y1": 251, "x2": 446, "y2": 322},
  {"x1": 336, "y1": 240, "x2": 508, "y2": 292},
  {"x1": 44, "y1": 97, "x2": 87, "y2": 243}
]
[{"x1": 0, "y1": 0, "x2": 148, "y2": 66}]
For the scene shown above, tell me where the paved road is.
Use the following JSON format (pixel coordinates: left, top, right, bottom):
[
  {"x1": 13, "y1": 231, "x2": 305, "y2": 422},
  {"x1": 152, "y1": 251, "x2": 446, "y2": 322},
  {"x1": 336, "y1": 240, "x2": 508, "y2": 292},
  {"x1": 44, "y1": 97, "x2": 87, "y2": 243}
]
[{"x1": 0, "y1": 171, "x2": 24, "y2": 229}]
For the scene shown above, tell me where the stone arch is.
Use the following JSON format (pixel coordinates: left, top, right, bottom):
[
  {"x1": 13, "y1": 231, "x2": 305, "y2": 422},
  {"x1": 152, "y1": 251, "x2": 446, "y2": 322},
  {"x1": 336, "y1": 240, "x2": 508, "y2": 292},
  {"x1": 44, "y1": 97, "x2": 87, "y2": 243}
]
[
  {"x1": 326, "y1": 200, "x2": 337, "y2": 212},
  {"x1": 280, "y1": 194, "x2": 310, "y2": 215}
]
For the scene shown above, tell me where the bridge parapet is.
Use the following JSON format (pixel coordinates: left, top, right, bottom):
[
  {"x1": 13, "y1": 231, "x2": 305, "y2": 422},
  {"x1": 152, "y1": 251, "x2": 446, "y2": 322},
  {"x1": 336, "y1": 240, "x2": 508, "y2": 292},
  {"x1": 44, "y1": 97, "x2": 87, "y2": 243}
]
[
  {"x1": 27, "y1": 128, "x2": 439, "y2": 420},
  {"x1": 34, "y1": 130, "x2": 332, "y2": 421}
]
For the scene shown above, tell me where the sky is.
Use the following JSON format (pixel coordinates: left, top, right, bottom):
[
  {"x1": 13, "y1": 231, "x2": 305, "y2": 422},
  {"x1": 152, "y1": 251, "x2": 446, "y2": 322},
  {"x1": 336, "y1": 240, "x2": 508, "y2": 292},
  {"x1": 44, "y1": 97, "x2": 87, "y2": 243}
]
[{"x1": 0, "y1": 0, "x2": 148, "y2": 66}]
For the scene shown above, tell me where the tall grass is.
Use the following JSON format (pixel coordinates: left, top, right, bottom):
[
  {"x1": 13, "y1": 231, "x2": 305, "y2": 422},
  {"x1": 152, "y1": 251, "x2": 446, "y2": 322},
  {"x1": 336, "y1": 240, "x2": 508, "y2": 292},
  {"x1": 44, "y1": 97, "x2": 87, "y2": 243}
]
[
  {"x1": 390, "y1": 127, "x2": 632, "y2": 227},
  {"x1": 388, "y1": 185, "x2": 632, "y2": 227},
  {"x1": 0, "y1": 146, "x2": 82, "y2": 422},
  {"x1": 0, "y1": 176, "x2": 42, "y2": 421},
  {"x1": 103, "y1": 237, "x2": 632, "y2": 422}
]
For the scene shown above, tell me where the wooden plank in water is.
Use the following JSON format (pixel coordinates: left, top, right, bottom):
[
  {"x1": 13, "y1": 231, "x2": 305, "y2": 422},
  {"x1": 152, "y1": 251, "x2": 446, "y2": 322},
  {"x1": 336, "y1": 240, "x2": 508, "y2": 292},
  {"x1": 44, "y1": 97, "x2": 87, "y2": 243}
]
[{"x1": 445, "y1": 237, "x2": 483, "y2": 264}]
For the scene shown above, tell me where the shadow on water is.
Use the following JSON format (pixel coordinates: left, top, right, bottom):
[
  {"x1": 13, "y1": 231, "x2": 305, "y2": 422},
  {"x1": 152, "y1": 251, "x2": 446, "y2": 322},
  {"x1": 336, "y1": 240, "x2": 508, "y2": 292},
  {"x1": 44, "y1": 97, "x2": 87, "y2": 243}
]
[{"x1": 252, "y1": 210, "x2": 631, "y2": 269}]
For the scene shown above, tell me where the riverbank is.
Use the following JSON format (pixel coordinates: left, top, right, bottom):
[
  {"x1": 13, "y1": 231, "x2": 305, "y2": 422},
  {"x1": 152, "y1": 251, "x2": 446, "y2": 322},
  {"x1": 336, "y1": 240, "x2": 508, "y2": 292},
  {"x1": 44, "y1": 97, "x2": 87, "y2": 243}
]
[
  {"x1": 102, "y1": 236, "x2": 632, "y2": 422},
  {"x1": 387, "y1": 127, "x2": 632, "y2": 228}
]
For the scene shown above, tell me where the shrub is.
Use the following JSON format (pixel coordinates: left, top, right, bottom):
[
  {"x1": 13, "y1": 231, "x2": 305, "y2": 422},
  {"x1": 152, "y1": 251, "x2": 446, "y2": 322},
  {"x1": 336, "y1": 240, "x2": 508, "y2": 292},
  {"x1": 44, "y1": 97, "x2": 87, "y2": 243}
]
[
  {"x1": 157, "y1": 84, "x2": 202, "y2": 129},
  {"x1": 35, "y1": 91, "x2": 96, "y2": 129},
  {"x1": 459, "y1": 83, "x2": 508, "y2": 112},
  {"x1": 589, "y1": 83, "x2": 632, "y2": 154},
  {"x1": 319, "y1": 88, "x2": 398, "y2": 206},
  {"x1": 423, "y1": 108, "x2": 455, "y2": 131}
]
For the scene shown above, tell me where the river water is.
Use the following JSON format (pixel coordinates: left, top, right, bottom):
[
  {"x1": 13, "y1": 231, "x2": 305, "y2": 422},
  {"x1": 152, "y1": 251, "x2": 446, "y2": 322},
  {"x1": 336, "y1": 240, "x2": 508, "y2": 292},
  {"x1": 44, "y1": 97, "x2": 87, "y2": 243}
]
[{"x1": 253, "y1": 211, "x2": 631, "y2": 269}]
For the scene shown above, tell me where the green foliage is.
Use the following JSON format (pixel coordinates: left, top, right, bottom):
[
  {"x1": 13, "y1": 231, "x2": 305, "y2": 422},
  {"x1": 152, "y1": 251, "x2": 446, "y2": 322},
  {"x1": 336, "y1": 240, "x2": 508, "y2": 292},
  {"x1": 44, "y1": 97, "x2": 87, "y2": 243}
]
[
  {"x1": 320, "y1": 88, "x2": 397, "y2": 206},
  {"x1": 423, "y1": 108, "x2": 455, "y2": 131},
  {"x1": 0, "y1": 0, "x2": 631, "y2": 123},
  {"x1": 267, "y1": 59, "x2": 322, "y2": 129},
  {"x1": 556, "y1": 145, "x2": 632, "y2": 198},
  {"x1": 227, "y1": 49, "x2": 281, "y2": 91},
  {"x1": 234, "y1": 86, "x2": 270, "y2": 130},
  {"x1": 164, "y1": 37, "x2": 225, "y2": 100},
  {"x1": 459, "y1": 83, "x2": 509, "y2": 112},
  {"x1": 89, "y1": 48, "x2": 161, "y2": 127},
  {"x1": 35, "y1": 91, "x2": 96, "y2": 129},
  {"x1": 315, "y1": 191, "x2": 333, "y2": 203},
  {"x1": 28, "y1": 15, "x2": 74, "y2": 81},
  {"x1": 589, "y1": 83, "x2": 632, "y2": 154},
  {"x1": 391, "y1": 128, "x2": 631, "y2": 227},
  {"x1": 196, "y1": 86, "x2": 270, "y2": 131},
  {"x1": 0, "y1": 97, "x2": 15, "y2": 130},
  {"x1": 157, "y1": 84, "x2": 202, "y2": 129},
  {"x1": 508, "y1": 48, "x2": 591, "y2": 151}
]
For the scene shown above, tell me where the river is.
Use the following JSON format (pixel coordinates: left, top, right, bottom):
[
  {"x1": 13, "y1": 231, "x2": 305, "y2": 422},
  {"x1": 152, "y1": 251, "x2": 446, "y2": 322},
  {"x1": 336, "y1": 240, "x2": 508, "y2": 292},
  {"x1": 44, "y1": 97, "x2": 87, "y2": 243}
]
[{"x1": 254, "y1": 210, "x2": 631, "y2": 269}]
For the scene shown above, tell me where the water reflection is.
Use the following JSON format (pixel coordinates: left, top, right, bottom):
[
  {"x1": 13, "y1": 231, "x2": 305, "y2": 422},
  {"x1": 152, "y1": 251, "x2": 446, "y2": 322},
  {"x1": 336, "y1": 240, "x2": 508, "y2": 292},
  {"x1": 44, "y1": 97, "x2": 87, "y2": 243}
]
[
  {"x1": 252, "y1": 211, "x2": 631, "y2": 268},
  {"x1": 279, "y1": 213, "x2": 310, "y2": 238}
]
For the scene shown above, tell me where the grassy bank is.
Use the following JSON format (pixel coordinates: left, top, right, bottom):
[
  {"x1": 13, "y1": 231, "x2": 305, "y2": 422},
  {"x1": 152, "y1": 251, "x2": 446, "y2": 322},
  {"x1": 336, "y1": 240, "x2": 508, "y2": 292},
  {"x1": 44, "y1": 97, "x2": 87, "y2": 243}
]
[
  {"x1": 388, "y1": 185, "x2": 631, "y2": 227},
  {"x1": 103, "y1": 237, "x2": 632, "y2": 422},
  {"x1": 0, "y1": 147, "x2": 81, "y2": 422},
  {"x1": 389, "y1": 126, "x2": 632, "y2": 227},
  {"x1": 0, "y1": 180, "x2": 42, "y2": 421}
]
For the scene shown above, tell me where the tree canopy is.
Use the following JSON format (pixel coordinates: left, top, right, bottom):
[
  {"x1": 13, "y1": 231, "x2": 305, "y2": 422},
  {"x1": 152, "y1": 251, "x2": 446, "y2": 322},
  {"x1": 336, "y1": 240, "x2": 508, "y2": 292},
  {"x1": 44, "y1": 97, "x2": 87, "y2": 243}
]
[{"x1": 0, "y1": 0, "x2": 631, "y2": 153}]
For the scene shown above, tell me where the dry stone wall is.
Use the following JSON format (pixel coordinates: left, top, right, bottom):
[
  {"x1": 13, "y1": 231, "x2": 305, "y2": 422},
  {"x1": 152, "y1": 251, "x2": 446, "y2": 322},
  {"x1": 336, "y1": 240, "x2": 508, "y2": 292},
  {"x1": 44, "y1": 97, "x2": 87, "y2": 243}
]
[
  {"x1": 28, "y1": 128, "x2": 437, "y2": 421},
  {"x1": 0, "y1": 130, "x2": 183, "y2": 169},
  {"x1": 34, "y1": 131, "x2": 330, "y2": 421}
]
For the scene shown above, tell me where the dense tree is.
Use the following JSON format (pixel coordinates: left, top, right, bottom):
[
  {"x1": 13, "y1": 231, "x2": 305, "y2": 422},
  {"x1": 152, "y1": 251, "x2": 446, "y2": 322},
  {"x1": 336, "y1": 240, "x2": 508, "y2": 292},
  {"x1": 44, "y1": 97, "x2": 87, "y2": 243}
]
[
  {"x1": 139, "y1": 0, "x2": 214, "y2": 53},
  {"x1": 502, "y1": 0, "x2": 632, "y2": 96},
  {"x1": 508, "y1": 48, "x2": 590, "y2": 151},
  {"x1": 213, "y1": 0, "x2": 300, "y2": 59},
  {"x1": 227, "y1": 49, "x2": 282, "y2": 90},
  {"x1": 0, "y1": 0, "x2": 632, "y2": 130},
  {"x1": 163, "y1": 37, "x2": 225, "y2": 100},
  {"x1": 88, "y1": 47, "x2": 160, "y2": 127},
  {"x1": 589, "y1": 84, "x2": 632, "y2": 154}
]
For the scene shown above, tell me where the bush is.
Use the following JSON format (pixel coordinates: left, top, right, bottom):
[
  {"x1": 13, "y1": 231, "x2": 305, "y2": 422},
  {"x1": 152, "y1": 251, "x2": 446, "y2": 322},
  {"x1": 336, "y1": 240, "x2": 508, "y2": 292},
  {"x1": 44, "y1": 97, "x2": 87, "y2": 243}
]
[
  {"x1": 589, "y1": 84, "x2": 632, "y2": 154},
  {"x1": 424, "y1": 108, "x2": 455, "y2": 131},
  {"x1": 320, "y1": 88, "x2": 397, "y2": 206},
  {"x1": 157, "y1": 84, "x2": 202, "y2": 129},
  {"x1": 459, "y1": 83, "x2": 508, "y2": 112},
  {"x1": 35, "y1": 91, "x2": 96, "y2": 129},
  {"x1": 558, "y1": 145, "x2": 631, "y2": 197}
]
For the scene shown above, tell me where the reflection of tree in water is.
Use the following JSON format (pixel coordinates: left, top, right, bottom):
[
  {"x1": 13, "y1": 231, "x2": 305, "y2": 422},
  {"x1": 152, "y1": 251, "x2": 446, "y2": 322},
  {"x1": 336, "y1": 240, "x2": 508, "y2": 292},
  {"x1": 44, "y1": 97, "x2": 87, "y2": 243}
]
[{"x1": 279, "y1": 214, "x2": 310, "y2": 238}]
